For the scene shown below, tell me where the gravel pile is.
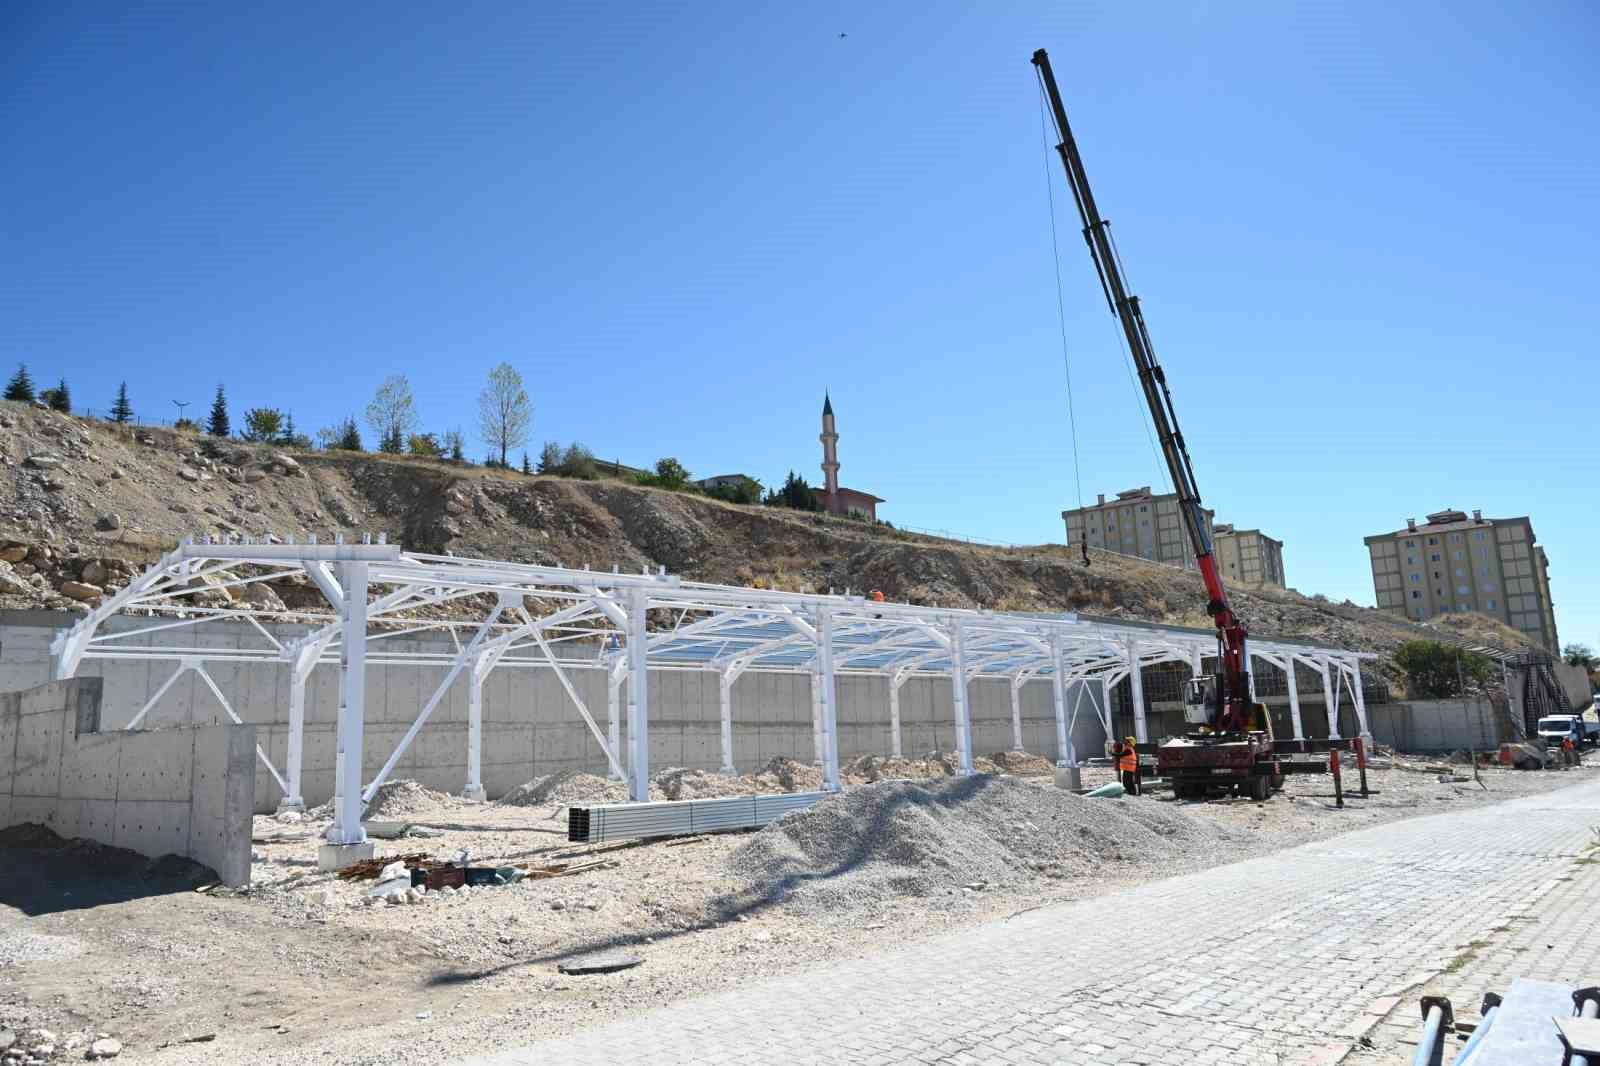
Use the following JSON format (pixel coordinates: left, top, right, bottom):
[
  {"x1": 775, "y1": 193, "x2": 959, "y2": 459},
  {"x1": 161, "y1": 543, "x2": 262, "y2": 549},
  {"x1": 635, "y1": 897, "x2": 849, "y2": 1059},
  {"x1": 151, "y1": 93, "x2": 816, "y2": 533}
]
[
  {"x1": 497, "y1": 770, "x2": 631, "y2": 806},
  {"x1": 306, "y1": 779, "x2": 460, "y2": 820},
  {"x1": 725, "y1": 775, "x2": 1247, "y2": 914}
]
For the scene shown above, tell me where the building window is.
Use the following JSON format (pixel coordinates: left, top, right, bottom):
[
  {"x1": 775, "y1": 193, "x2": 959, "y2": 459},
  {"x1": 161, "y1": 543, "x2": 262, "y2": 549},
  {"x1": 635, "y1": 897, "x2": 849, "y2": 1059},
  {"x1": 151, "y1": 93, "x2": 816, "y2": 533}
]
[
  {"x1": 1427, "y1": 537, "x2": 1437, "y2": 545},
  {"x1": 1483, "y1": 582, "x2": 1496, "y2": 593},
  {"x1": 1405, "y1": 539, "x2": 1416, "y2": 548},
  {"x1": 1450, "y1": 533, "x2": 1461, "y2": 542},
  {"x1": 1457, "y1": 584, "x2": 1470, "y2": 595},
  {"x1": 1473, "y1": 531, "x2": 1486, "y2": 541},
  {"x1": 1487, "y1": 599, "x2": 1497, "y2": 610},
  {"x1": 1406, "y1": 554, "x2": 1416, "y2": 565},
  {"x1": 1410, "y1": 590, "x2": 1421, "y2": 600},
  {"x1": 1454, "y1": 567, "x2": 1466, "y2": 578},
  {"x1": 1430, "y1": 553, "x2": 1441, "y2": 562},
  {"x1": 1409, "y1": 574, "x2": 1420, "y2": 584}
]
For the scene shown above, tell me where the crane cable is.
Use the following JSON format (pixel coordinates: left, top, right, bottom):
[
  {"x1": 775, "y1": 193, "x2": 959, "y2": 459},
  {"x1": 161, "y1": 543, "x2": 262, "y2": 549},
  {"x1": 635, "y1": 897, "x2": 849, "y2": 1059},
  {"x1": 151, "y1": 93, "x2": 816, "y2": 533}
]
[{"x1": 1037, "y1": 90, "x2": 1089, "y2": 567}]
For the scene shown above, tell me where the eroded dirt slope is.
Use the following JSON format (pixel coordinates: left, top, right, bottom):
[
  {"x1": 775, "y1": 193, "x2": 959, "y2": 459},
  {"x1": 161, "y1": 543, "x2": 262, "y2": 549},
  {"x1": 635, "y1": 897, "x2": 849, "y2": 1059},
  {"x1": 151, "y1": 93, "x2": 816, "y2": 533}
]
[{"x1": 0, "y1": 402, "x2": 1533, "y2": 685}]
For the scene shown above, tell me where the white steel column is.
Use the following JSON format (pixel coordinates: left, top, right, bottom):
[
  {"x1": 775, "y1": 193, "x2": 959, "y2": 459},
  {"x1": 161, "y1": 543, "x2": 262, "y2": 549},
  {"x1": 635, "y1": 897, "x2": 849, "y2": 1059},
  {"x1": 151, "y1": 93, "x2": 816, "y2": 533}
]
[
  {"x1": 717, "y1": 667, "x2": 737, "y2": 776},
  {"x1": 1285, "y1": 658, "x2": 1305, "y2": 740},
  {"x1": 327, "y1": 561, "x2": 369, "y2": 849},
  {"x1": 463, "y1": 653, "x2": 488, "y2": 802},
  {"x1": 1321, "y1": 661, "x2": 1340, "y2": 740},
  {"x1": 888, "y1": 674, "x2": 904, "y2": 759},
  {"x1": 1050, "y1": 635, "x2": 1071, "y2": 766},
  {"x1": 606, "y1": 665, "x2": 624, "y2": 781},
  {"x1": 625, "y1": 587, "x2": 650, "y2": 803},
  {"x1": 950, "y1": 623, "x2": 974, "y2": 776},
  {"x1": 1127, "y1": 640, "x2": 1148, "y2": 743},
  {"x1": 816, "y1": 607, "x2": 841, "y2": 792},
  {"x1": 278, "y1": 641, "x2": 322, "y2": 814},
  {"x1": 1009, "y1": 676, "x2": 1025, "y2": 752},
  {"x1": 1349, "y1": 662, "x2": 1372, "y2": 739}
]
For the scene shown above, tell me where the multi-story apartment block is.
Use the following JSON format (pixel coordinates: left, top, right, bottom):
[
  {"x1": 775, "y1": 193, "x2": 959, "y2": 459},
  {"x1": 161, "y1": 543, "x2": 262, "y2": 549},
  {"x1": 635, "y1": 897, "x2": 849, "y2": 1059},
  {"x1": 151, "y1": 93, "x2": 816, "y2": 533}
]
[
  {"x1": 1062, "y1": 487, "x2": 1214, "y2": 571},
  {"x1": 1212, "y1": 524, "x2": 1286, "y2": 589},
  {"x1": 1364, "y1": 508, "x2": 1558, "y2": 650}
]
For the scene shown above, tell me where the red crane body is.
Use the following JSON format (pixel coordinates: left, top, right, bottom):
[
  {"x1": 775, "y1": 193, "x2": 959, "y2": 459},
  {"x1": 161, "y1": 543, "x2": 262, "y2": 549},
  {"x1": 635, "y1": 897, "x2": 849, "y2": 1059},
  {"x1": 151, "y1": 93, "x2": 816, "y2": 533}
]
[{"x1": 1032, "y1": 48, "x2": 1254, "y2": 735}]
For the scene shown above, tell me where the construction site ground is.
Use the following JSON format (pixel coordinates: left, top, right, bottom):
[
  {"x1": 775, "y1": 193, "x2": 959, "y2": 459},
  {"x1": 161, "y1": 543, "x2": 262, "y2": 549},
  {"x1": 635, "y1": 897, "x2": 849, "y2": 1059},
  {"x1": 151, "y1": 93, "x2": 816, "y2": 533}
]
[{"x1": 2, "y1": 755, "x2": 1595, "y2": 1066}]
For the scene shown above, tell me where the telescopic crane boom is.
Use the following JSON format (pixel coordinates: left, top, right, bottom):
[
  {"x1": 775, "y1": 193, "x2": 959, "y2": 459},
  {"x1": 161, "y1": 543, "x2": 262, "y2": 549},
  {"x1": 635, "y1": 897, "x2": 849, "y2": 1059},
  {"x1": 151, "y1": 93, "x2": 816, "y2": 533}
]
[{"x1": 1031, "y1": 48, "x2": 1253, "y2": 735}]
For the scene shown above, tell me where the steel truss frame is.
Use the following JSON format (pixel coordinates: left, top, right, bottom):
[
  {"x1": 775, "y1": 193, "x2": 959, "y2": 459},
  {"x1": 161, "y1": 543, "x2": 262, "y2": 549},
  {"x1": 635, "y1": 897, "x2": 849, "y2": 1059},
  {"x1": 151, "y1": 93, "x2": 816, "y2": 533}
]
[{"x1": 50, "y1": 536, "x2": 1374, "y2": 852}]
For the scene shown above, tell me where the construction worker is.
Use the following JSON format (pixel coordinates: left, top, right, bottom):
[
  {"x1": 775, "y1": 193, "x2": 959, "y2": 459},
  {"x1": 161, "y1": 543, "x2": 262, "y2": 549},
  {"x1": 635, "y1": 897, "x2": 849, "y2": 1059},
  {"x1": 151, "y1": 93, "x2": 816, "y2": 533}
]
[
  {"x1": 1562, "y1": 735, "x2": 1577, "y2": 768},
  {"x1": 869, "y1": 589, "x2": 885, "y2": 603},
  {"x1": 1114, "y1": 735, "x2": 1141, "y2": 795}
]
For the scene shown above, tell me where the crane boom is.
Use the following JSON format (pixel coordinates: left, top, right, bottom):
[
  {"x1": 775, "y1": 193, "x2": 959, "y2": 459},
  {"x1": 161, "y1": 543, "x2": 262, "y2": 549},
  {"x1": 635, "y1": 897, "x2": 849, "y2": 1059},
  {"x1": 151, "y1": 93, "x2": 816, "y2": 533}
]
[{"x1": 1032, "y1": 48, "x2": 1253, "y2": 734}]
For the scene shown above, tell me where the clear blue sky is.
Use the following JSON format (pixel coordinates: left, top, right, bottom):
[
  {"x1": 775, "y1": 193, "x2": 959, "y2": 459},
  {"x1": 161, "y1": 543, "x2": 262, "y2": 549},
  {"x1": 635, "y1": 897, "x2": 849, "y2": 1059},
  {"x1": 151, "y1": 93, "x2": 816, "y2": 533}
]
[{"x1": 3, "y1": 2, "x2": 1595, "y2": 651}]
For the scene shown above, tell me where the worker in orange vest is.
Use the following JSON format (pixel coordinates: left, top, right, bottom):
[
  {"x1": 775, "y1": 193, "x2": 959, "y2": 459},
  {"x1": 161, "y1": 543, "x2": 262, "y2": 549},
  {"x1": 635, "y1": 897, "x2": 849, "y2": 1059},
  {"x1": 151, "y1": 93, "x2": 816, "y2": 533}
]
[
  {"x1": 1562, "y1": 735, "x2": 1577, "y2": 768},
  {"x1": 869, "y1": 589, "x2": 885, "y2": 603},
  {"x1": 1114, "y1": 735, "x2": 1141, "y2": 795}
]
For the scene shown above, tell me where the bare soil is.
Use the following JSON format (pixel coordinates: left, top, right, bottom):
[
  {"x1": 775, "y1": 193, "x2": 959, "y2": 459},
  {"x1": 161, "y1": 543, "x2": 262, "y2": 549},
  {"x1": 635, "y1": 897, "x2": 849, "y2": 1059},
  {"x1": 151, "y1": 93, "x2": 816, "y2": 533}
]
[
  {"x1": 2, "y1": 761, "x2": 1594, "y2": 1066},
  {"x1": 0, "y1": 402, "x2": 1536, "y2": 697}
]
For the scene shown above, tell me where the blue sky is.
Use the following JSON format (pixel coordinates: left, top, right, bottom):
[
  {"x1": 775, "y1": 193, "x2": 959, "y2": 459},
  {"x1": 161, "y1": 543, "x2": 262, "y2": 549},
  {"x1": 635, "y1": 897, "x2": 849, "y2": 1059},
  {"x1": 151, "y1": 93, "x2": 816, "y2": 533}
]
[{"x1": 3, "y1": 1, "x2": 1595, "y2": 651}]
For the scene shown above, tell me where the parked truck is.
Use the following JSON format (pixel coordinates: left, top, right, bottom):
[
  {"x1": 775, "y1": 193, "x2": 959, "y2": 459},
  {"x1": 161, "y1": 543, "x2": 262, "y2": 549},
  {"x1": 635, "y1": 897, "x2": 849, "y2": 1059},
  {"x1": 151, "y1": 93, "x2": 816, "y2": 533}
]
[{"x1": 1535, "y1": 714, "x2": 1600, "y2": 750}]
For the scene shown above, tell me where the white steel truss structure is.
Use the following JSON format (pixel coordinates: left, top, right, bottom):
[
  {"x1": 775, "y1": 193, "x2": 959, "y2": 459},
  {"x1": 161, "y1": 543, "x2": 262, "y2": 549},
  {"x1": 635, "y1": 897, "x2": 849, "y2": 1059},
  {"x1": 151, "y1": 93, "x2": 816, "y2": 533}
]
[{"x1": 50, "y1": 536, "x2": 1375, "y2": 854}]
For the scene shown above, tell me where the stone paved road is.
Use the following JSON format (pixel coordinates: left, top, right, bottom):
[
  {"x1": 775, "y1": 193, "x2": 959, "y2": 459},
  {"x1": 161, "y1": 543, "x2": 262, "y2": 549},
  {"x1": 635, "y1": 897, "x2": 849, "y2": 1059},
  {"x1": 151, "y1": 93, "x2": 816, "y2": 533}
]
[{"x1": 461, "y1": 779, "x2": 1600, "y2": 1066}]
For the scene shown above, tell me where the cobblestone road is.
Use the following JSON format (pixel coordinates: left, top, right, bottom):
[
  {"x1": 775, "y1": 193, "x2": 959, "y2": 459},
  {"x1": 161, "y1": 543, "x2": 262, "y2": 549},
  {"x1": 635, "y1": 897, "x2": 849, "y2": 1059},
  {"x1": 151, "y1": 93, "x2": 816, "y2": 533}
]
[{"x1": 462, "y1": 779, "x2": 1600, "y2": 1066}]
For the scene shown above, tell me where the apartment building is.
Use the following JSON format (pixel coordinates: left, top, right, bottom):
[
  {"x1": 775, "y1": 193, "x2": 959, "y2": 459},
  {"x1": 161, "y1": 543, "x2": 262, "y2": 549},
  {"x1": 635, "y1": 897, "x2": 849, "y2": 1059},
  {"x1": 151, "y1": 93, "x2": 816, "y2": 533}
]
[
  {"x1": 1062, "y1": 487, "x2": 1214, "y2": 570},
  {"x1": 1364, "y1": 508, "x2": 1559, "y2": 650},
  {"x1": 1213, "y1": 524, "x2": 1286, "y2": 589}
]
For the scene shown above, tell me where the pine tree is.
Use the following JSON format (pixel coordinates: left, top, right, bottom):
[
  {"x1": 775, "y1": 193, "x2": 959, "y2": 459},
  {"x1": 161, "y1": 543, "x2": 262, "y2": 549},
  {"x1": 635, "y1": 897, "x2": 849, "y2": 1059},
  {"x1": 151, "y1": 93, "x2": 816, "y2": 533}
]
[
  {"x1": 521, "y1": 452, "x2": 532, "y2": 475},
  {"x1": 4, "y1": 364, "x2": 35, "y2": 403},
  {"x1": 110, "y1": 382, "x2": 133, "y2": 424},
  {"x1": 280, "y1": 411, "x2": 298, "y2": 445},
  {"x1": 47, "y1": 378, "x2": 70, "y2": 412},
  {"x1": 207, "y1": 384, "x2": 230, "y2": 436}
]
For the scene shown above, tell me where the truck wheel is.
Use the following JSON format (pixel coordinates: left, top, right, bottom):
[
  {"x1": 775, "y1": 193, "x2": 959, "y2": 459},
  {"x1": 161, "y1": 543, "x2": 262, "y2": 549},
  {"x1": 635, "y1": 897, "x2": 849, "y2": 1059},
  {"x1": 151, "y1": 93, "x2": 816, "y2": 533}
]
[{"x1": 1249, "y1": 774, "x2": 1270, "y2": 801}]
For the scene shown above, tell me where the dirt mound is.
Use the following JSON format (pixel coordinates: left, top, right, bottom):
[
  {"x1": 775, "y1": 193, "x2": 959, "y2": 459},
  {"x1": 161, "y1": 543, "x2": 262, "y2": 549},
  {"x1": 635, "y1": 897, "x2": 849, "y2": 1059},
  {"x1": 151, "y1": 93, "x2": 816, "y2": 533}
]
[
  {"x1": 0, "y1": 822, "x2": 67, "y2": 847},
  {"x1": 305, "y1": 779, "x2": 460, "y2": 820},
  {"x1": 986, "y1": 751, "x2": 1055, "y2": 775},
  {"x1": 655, "y1": 767, "x2": 754, "y2": 801},
  {"x1": 724, "y1": 776, "x2": 1246, "y2": 914},
  {"x1": 748, "y1": 756, "x2": 825, "y2": 793},
  {"x1": 498, "y1": 770, "x2": 631, "y2": 806}
]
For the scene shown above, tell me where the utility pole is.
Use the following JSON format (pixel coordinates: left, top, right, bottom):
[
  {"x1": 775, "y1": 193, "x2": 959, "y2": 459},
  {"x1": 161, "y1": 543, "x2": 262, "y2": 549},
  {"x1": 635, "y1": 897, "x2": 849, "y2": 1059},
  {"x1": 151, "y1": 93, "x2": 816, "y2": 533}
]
[{"x1": 172, "y1": 399, "x2": 190, "y2": 424}]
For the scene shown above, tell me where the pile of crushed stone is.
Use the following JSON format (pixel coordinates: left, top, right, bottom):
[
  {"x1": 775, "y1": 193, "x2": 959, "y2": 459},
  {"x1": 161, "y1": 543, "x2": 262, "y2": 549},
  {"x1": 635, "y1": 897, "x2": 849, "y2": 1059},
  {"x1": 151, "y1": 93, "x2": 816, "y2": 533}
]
[
  {"x1": 498, "y1": 770, "x2": 632, "y2": 807},
  {"x1": 723, "y1": 776, "x2": 1248, "y2": 915},
  {"x1": 842, "y1": 751, "x2": 1020, "y2": 783},
  {"x1": 306, "y1": 779, "x2": 460, "y2": 820}
]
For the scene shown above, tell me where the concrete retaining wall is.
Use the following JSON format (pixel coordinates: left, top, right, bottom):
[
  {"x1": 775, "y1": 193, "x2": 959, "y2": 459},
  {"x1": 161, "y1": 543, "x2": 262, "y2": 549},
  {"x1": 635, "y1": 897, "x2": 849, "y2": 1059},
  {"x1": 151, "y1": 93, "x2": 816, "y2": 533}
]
[
  {"x1": 1363, "y1": 699, "x2": 1504, "y2": 753},
  {"x1": 0, "y1": 677, "x2": 256, "y2": 885},
  {"x1": 0, "y1": 612, "x2": 1107, "y2": 813},
  {"x1": 1556, "y1": 662, "x2": 1594, "y2": 711}
]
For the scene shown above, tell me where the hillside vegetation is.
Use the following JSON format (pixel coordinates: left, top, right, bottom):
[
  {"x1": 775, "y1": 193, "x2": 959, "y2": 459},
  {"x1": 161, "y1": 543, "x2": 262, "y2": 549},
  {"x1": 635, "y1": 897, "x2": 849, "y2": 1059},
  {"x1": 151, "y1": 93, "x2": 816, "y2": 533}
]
[{"x1": 0, "y1": 403, "x2": 1535, "y2": 689}]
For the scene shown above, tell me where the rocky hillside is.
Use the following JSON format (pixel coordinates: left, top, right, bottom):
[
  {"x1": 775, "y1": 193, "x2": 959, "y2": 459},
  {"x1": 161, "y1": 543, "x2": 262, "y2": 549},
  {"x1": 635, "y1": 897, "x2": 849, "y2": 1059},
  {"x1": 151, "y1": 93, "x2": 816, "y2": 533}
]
[{"x1": 0, "y1": 402, "x2": 1535, "y2": 685}]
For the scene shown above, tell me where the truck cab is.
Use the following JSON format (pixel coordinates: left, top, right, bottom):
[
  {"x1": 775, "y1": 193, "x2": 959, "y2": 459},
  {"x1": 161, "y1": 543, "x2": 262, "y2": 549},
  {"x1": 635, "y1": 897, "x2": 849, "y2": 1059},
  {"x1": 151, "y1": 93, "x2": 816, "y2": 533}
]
[{"x1": 1536, "y1": 715, "x2": 1598, "y2": 750}]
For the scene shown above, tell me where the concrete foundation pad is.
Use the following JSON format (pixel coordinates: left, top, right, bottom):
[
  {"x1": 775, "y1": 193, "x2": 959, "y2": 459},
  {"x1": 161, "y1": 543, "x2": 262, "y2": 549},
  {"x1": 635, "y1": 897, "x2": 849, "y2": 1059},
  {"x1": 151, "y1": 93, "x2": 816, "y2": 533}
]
[
  {"x1": 1054, "y1": 764, "x2": 1083, "y2": 791},
  {"x1": 317, "y1": 841, "x2": 376, "y2": 871},
  {"x1": 275, "y1": 799, "x2": 306, "y2": 815},
  {"x1": 461, "y1": 786, "x2": 486, "y2": 803}
]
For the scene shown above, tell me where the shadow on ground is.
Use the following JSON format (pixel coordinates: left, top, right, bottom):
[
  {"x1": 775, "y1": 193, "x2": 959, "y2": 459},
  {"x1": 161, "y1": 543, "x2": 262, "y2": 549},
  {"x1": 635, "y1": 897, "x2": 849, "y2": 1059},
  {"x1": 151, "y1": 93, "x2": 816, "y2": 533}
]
[{"x1": 0, "y1": 823, "x2": 216, "y2": 916}]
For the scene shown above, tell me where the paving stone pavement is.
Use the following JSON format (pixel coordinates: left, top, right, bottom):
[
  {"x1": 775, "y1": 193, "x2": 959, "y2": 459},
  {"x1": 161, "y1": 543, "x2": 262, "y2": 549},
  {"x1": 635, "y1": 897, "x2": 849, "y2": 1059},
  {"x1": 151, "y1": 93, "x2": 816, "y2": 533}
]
[{"x1": 460, "y1": 779, "x2": 1600, "y2": 1066}]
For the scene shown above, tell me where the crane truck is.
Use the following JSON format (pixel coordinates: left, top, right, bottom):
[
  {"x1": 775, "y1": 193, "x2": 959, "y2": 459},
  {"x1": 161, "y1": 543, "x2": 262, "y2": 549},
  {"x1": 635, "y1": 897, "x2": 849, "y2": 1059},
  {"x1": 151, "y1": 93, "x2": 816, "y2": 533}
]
[{"x1": 1032, "y1": 49, "x2": 1348, "y2": 800}]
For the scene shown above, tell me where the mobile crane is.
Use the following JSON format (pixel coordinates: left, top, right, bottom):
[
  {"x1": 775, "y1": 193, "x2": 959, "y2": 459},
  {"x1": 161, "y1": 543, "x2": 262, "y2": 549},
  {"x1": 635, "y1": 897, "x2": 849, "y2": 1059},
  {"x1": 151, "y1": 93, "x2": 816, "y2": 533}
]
[{"x1": 1031, "y1": 48, "x2": 1285, "y2": 800}]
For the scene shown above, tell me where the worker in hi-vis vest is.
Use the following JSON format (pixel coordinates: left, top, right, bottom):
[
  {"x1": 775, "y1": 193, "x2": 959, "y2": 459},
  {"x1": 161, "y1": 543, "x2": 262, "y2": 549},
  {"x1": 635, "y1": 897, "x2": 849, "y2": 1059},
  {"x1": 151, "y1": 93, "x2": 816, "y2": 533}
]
[{"x1": 1113, "y1": 735, "x2": 1141, "y2": 795}]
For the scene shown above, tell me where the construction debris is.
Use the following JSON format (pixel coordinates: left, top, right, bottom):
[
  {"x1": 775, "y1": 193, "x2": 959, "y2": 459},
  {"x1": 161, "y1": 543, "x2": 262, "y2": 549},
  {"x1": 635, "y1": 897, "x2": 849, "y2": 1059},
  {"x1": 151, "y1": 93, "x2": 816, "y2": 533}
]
[{"x1": 557, "y1": 951, "x2": 644, "y2": 975}]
